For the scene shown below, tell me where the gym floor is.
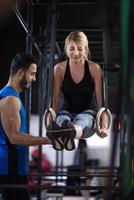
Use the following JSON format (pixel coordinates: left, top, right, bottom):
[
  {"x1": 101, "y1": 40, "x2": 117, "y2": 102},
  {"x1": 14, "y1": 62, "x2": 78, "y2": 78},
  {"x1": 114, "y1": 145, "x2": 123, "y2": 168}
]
[
  {"x1": 62, "y1": 197, "x2": 97, "y2": 200},
  {"x1": 31, "y1": 197, "x2": 99, "y2": 200}
]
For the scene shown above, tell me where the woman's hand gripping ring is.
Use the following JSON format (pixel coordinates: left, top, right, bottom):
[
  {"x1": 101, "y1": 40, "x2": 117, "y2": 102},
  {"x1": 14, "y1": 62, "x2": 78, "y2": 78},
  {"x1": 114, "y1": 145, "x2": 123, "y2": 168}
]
[
  {"x1": 43, "y1": 107, "x2": 56, "y2": 129},
  {"x1": 43, "y1": 108, "x2": 65, "y2": 150},
  {"x1": 96, "y1": 107, "x2": 112, "y2": 138}
]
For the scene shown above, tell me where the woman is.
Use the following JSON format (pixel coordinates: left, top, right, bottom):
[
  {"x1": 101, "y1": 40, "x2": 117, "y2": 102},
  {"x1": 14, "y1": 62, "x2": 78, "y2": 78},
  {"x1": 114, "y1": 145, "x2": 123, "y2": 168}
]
[{"x1": 47, "y1": 31, "x2": 108, "y2": 151}]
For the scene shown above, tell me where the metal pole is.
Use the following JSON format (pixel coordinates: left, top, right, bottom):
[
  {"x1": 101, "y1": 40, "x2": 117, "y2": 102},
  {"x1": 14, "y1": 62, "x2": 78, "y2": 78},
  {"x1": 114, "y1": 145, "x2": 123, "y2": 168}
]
[
  {"x1": 37, "y1": 52, "x2": 43, "y2": 200},
  {"x1": 46, "y1": 0, "x2": 58, "y2": 108},
  {"x1": 129, "y1": 0, "x2": 134, "y2": 190},
  {"x1": 120, "y1": 0, "x2": 132, "y2": 198},
  {"x1": 25, "y1": 1, "x2": 33, "y2": 133}
]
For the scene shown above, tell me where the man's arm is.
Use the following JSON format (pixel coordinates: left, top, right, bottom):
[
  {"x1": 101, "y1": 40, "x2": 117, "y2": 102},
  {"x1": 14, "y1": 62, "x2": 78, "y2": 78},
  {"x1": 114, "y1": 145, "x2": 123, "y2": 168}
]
[{"x1": 0, "y1": 96, "x2": 51, "y2": 146}]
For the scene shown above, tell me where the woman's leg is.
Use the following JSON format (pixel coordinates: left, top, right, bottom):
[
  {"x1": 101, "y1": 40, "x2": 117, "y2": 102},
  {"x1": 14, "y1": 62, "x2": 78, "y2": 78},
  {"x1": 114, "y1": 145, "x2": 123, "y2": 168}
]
[
  {"x1": 73, "y1": 110, "x2": 97, "y2": 139},
  {"x1": 56, "y1": 110, "x2": 96, "y2": 138},
  {"x1": 56, "y1": 110, "x2": 72, "y2": 126}
]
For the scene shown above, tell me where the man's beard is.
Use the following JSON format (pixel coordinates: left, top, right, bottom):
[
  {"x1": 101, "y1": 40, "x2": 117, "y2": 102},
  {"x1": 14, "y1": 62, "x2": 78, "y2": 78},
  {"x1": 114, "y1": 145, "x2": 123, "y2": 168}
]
[{"x1": 19, "y1": 75, "x2": 30, "y2": 90}]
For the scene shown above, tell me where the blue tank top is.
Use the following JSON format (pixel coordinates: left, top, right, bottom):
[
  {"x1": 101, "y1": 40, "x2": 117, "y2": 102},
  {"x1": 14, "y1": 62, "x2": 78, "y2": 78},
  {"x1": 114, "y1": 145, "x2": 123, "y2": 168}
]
[
  {"x1": 61, "y1": 60, "x2": 98, "y2": 113},
  {"x1": 0, "y1": 86, "x2": 28, "y2": 175}
]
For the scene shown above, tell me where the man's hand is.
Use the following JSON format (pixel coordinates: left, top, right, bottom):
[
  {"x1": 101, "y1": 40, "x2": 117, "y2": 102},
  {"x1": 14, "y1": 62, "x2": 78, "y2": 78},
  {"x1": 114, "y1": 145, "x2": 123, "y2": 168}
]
[{"x1": 43, "y1": 137, "x2": 52, "y2": 144}]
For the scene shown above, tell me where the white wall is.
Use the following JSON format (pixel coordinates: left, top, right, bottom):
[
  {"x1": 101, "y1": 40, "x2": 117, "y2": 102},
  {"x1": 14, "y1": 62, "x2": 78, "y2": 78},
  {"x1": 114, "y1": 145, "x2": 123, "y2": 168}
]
[{"x1": 29, "y1": 115, "x2": 119, "y2": 167}]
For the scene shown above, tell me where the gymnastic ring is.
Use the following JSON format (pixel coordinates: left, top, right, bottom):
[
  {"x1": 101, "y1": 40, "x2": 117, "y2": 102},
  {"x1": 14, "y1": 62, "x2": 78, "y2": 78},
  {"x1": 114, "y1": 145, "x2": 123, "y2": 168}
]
[
  {"x1": 43, "y1": 107, "x2": 56, "y2": 128},
  {"x1": 96, "y1": 107, "x2": 112, "y2": 134}
]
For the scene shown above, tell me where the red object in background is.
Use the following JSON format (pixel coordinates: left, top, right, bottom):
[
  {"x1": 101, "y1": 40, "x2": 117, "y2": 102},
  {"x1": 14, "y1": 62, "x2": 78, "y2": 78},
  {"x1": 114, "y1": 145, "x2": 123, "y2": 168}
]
[{"x1": 29, "y1": 149, "x2": 54, "y2": 187}]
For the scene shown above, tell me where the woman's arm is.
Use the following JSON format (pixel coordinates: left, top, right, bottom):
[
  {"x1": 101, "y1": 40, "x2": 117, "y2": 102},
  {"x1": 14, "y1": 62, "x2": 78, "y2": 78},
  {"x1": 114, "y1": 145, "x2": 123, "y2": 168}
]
[
  {"x1": 51, "y1": 62, "x2": 65, "y2": 112},
  {"x1": 90, "y1": 62, "x2": 108, "y2": 137},
  {"x1": 90, "y1": 62, "x2": 103, "y2": 109}
]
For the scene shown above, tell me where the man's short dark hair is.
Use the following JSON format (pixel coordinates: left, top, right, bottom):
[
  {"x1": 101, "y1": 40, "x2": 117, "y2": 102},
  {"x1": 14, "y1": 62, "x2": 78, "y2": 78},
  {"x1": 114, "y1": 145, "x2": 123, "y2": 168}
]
[{"x1": 10, "y1": 52, "x2": 38, "y2": 76}]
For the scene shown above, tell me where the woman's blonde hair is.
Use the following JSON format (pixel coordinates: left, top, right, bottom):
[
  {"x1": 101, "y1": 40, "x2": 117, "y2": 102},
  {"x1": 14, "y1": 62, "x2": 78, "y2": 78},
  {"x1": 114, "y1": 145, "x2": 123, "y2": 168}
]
[{"x1": 64, "y1": 31, "x2": 91, "y2": 60}]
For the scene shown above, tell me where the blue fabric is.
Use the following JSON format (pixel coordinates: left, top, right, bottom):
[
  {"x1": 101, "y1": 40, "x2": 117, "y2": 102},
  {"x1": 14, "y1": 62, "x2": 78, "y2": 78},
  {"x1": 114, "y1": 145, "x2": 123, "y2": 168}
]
[{"x1": 0, "y1": 86, "x2": 28, "y2": 175}]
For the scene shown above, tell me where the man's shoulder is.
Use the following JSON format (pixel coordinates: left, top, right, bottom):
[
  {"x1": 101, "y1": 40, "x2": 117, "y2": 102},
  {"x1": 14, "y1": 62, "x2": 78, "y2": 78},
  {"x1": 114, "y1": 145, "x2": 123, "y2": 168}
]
[
  {"x1": 0, "y1": 96, "x2": 21, "y2": 114},
  {"x1": 0, "y1": 86, "x2": 19, "y2": 99}
]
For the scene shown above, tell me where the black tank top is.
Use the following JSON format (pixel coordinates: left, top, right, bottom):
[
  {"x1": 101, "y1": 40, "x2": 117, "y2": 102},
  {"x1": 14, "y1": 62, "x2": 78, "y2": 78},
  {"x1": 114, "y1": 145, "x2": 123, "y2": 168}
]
[{"x1": 61, "y1": 60, "x2": 98, "y2": 113}]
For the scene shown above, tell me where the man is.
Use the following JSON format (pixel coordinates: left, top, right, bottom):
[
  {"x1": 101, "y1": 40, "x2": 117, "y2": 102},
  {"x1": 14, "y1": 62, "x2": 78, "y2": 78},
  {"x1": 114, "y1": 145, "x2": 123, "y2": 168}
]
[{"x1": 0, "y1": 52, "x2": 52, "y2": 200}]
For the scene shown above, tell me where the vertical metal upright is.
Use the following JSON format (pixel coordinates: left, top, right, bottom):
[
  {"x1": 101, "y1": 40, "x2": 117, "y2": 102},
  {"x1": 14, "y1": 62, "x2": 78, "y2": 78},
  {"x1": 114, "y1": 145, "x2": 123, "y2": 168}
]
[
  {"x1": 25, "y1": 0, "x2": 33, "y2": 132},
  {"x1": 14, "y1": 2, "x2": 45, "y2": 199},
  {"x1": 129, "y1": 0, "x2": 134, "y2": 188},
  {"x1": 14, "y1": 0, "x2": 34, "y2": 132},
  {"x1": 37, "y1": 51, "x2": 43, "y2": 200},
  {"x1": 120, "y1": 0, "x2": 133, "y2": 198},
  {"x1": 101, "y1": 1, "x2": 121, "y2": 199},
  {"x1": 46, "y1": 0, "x2": 64, "y2": 186},
  {"x1": 46, "y1": 0, "x2": 58, "y2": 107}
]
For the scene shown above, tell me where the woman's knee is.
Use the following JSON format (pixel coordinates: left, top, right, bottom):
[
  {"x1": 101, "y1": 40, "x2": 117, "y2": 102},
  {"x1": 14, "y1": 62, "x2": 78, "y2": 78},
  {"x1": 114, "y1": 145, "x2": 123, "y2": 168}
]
[
  {"x1": 74, "y1": 114, "x2": 95, "y2": 129},
  {"x1": 56, "y1": 111, "x2": 72, "y2": 126},
  {"x1": 56, "y1": 115, "x2": 71, "y2": 125}
]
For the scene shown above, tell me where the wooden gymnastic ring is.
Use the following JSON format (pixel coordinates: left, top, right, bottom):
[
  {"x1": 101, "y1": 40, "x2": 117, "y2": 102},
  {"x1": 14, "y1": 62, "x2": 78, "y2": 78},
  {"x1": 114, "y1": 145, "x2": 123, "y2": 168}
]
[
  {"x1": 96, "y1": 107, "x2": 112, "y2": 134},
  {"x1": 43, "y1": 107, "x2": 56, "y2": 128}
]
